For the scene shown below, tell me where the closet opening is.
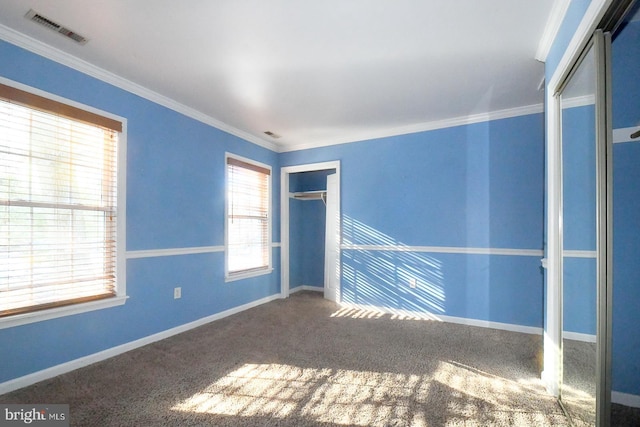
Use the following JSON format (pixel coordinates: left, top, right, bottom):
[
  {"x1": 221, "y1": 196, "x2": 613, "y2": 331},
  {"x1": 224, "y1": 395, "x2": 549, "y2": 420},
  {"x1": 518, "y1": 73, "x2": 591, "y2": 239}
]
[{"x1": 280, "y1": 161, "x2": 341, "y2": 302}]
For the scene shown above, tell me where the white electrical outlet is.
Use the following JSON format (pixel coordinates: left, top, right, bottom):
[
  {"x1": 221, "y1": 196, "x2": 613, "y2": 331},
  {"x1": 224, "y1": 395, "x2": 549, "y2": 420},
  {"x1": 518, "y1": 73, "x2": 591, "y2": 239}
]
[
  {"x1": 174, "y1": 287, "x2": 181, "y2": 299},
  {"x1": 409, "y1": 278, "x2": 417, "y2": 289}
]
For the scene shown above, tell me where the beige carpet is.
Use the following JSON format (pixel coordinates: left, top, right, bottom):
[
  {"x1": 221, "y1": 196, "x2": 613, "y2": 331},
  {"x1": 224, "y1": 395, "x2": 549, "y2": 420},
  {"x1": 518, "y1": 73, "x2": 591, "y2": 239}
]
[{"x1": 1, "y1": 291, "x2": 574, "y2": 426}]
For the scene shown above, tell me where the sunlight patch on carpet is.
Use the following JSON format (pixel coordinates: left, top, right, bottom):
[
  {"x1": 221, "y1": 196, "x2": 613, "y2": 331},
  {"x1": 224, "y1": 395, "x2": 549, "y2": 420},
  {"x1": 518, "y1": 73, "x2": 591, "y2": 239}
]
[
  {"x1": 171, "y1": 362, "x2": 566, "y2": 426},
  {"x1": 330, "y1": 305, "x2": 442, "y2": 321}
]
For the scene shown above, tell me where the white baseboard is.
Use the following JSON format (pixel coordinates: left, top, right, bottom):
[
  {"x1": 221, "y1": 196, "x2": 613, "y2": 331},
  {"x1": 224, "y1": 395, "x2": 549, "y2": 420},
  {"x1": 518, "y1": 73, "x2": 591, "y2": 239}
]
[
  {"x1": 612, "y1": 391, "x2": 640, "y2": 408},
  {"x1": 562, "y1": 331, "x2": 596, "y2": 343},
  {"x1": 338, "y1": 302, "x2": 542, "y2": 335},
  {"x1": 439, "y1": 313, "x2": 542, "y2": 335},
  {"x1": 290, "y1": 285, "x2": 323, "y2": 294},
  {"x1": 0, "y1": 293, "x2": 282, "y2": 395}
]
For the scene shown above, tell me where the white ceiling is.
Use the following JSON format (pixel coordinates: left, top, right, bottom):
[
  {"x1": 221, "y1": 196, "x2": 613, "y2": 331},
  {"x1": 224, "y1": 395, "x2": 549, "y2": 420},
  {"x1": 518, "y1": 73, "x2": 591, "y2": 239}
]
[{"x1": 0, "y1": 1, "x2": 556, "y2": 152}]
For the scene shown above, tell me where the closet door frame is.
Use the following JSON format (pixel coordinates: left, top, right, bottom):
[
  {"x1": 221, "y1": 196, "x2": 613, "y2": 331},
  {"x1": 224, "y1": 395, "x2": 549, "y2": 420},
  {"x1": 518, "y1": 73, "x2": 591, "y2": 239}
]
[
  {"x1": 545, "y1": 3, "x2": 616, "y2": 423},
  {"x1": 280, "y1": 161, "x2": 341, "y2": 299}
]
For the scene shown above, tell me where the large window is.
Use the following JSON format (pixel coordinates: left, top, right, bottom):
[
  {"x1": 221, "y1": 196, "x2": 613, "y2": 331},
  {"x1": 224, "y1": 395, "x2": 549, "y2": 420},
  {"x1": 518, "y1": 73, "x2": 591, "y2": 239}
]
[
  {"x1": 0, "y1": 82, "x2": 123, "y2": 321},
  {"x1": 225, "y1": 155, "x2": 271, "y2": 280}
]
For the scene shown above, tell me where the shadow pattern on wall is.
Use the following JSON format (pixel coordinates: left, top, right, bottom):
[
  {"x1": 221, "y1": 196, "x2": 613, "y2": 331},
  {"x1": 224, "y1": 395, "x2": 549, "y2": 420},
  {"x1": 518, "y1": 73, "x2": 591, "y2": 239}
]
[
  {"x1": 340, "y1": 215, "x2": 544, "y2": 328},
  {"x1": 341, "y1": 215, "x2": 445, "y2": 316}
]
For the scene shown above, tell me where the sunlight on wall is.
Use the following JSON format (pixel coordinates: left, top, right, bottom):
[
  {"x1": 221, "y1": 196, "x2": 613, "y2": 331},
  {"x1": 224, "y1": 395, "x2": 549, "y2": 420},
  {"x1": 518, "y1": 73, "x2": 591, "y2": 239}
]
[
  {"x1": 171, "y1": 362, "x2": 564, "y2": 426},
  {"x1": 342, "y1": 215, "x2": 445, "y2": 314}
]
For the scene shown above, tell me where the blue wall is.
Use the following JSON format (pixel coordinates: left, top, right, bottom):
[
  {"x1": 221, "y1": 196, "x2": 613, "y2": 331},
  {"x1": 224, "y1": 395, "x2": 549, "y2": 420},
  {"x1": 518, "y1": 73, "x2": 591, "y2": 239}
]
[
  {"x1": 0, "y1": 40, "x2": 281, "y2": 383},
  {"x1": 290, "y1": 170, "x2": 332, "y2": 193},
  {"x1": 611, "y1": 19, "x2": 640, "y2": 396},
  {"x1": 282, "y1": 113, "x2": 545, "y2": 327},
  {"x1": 290, "y1": 198, "x2": 326, "y2": 288}
]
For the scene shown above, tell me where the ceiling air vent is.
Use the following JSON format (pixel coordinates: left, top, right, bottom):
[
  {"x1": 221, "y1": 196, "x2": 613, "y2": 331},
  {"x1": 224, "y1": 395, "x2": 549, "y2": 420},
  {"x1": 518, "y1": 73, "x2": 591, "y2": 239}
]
[
  {"x1": 25, "y1": 9, "x2": 89, "y2": 45},
  {"x1": 264, "y1": 131, "x2": 281, "y2": 139}
]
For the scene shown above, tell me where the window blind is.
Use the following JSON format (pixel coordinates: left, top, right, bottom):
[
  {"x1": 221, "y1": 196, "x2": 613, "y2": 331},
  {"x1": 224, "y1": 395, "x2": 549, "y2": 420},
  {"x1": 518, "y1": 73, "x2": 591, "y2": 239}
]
[
  {"x1": 226, "y1": 157, "x2": 270, "y2": 275},
  {"x1": 0, "y1": 86, "x2": 120, "y2": 317}
]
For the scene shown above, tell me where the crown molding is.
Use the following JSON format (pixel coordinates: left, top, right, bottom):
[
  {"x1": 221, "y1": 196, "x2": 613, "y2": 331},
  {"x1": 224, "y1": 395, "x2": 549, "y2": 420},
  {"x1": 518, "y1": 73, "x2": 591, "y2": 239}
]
[
  {"x1": 0, "y1": 24, "x2": 278, "y2": 152},
  {"x1": 536, "y1": 0, "x2": 572, "y2": 62},
  {"x1": 280, "y1": 102, "x2": 544, "y2": 153}
]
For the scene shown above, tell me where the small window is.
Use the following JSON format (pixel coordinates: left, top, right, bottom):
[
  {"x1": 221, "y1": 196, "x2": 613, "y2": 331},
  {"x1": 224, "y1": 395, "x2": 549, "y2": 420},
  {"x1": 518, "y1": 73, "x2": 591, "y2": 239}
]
[
  {"x1": 225, "y1": 155, "x2": 271, "y2": 280},
  {"x1": 0, "y1": 82, "x2": 123, "y2": 320}
]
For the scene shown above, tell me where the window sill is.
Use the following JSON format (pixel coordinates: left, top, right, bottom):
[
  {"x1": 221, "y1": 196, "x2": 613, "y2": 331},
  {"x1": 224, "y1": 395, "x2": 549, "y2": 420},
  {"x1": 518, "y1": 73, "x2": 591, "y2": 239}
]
[
  {"x1": 225, "y1": 268, "x2": 274, "y2": 283},
  {"x1": 0, "y1": 295, "x2": 129, "y2": 330}
]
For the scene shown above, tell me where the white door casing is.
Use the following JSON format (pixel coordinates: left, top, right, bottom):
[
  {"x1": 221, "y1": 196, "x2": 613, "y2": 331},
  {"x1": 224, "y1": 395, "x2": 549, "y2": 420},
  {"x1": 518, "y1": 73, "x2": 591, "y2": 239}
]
[{"x1": 324, "y1": 173, "x2": 340, "y2": 302}]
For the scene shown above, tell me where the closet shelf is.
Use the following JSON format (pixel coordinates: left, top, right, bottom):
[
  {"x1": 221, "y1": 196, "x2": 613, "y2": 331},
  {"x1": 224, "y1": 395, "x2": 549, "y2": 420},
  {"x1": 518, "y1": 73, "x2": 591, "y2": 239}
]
[{"x1": 290, "y1": 190, "x2": 326, "y2": 201}]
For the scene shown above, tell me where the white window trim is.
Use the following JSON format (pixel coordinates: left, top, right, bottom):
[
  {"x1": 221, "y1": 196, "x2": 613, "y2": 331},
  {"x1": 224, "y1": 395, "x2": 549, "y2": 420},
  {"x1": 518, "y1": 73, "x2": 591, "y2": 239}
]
[
  {"x1": 0, "y1": 296, "x2": 128, "y2": 330},
  {"x1": 224, "y1": 153, "x2": 272, "y2": 282},
  {"x1": 0, "y1": 77, "x2": 127, "y2": 329},
  {"x1": 225, "y1": 267, "x2": 274, "y2": 283}
]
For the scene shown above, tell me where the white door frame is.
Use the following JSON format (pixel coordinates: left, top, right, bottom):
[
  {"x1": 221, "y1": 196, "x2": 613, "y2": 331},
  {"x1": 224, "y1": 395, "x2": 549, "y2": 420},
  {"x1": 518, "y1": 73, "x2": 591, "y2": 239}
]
[
  {"x1": 280, "y1": 161, "x2": 341, "y2": 299},
  {"x1": 324, "y1": 173, "x2": 340, "y2": 302}
]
